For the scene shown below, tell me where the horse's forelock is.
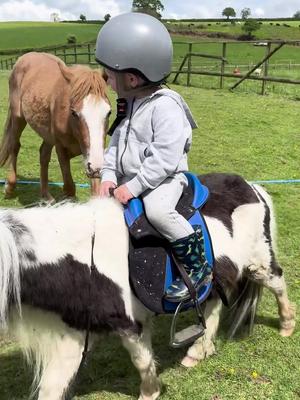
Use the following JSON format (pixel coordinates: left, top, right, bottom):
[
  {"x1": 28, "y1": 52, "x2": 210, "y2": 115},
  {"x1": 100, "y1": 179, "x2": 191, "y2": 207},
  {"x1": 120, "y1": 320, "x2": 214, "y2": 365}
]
[{"x1": 70, "y1": 68, "x2": 107, "y2": 108}]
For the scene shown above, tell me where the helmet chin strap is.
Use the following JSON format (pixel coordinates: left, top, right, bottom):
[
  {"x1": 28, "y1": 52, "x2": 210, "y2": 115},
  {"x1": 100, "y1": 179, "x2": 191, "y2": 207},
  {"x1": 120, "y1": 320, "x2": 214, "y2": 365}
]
[{"x1": 115, "y1": 73, "x2": 160, "y2": 98}]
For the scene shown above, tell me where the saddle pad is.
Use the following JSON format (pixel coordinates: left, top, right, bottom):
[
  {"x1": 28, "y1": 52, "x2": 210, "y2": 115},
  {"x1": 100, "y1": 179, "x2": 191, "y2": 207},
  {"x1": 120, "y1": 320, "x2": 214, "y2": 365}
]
[{"x1": 126, "y1": 173, "x2": 214, "y2": 314}]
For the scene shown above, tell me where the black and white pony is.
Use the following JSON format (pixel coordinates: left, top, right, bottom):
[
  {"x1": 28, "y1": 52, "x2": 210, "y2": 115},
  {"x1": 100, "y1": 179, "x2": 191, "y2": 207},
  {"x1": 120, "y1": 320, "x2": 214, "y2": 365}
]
[{"x1": 0, "y1": 173, "x2": 296, "y2": 400}]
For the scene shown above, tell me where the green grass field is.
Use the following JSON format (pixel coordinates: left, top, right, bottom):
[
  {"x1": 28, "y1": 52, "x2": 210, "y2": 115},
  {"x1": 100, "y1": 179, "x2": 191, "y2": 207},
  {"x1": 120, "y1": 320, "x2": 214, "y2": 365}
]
[
  {"x1": 1, "y1": 20, "x2": 299, "y2": 53},
  {"x1": 0, "y1": 67, "x2": 299, "y2": 400},
  {"x1": 168, "y1": 20, "x2": 300, "y2": 40},
  {"x1": 0, "y1": 21, "x2": 102, "y2": 51}
]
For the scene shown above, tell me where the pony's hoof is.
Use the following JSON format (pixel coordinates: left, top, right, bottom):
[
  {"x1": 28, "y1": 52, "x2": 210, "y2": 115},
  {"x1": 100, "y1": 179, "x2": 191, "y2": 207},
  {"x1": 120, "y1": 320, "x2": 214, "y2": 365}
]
[
  {"x1": 138, "y1": 390, "x2": 160, "y2": 400},
  {"x1": 280, "y1": 326, "x2": 295, "y2": 337},
  {"x1": 4, "y1": 184, "x2": 15, "y2": 199},
  {"x1": 40, "y1": 196, "x2": 56, "y2": 205},
  {"x1": 280, "y1": 303, "x2": 296, "y2": 337},
  {"x1": 181, "y1": 355, "x2": 199, "y2": 368}
]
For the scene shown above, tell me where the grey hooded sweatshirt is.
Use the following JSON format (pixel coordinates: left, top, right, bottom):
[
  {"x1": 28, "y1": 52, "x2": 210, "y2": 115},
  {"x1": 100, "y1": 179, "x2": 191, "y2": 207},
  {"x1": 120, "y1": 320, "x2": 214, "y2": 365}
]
[{"x1": 101, "y1": 88, "x2": 197, "y2": 197}]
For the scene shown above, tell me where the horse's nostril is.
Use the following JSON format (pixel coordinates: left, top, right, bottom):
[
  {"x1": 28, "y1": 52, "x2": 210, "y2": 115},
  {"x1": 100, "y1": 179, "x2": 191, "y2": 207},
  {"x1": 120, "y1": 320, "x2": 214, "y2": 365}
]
[{"x1": 87, "y1": 162, "x2": 92, "y2": 172}]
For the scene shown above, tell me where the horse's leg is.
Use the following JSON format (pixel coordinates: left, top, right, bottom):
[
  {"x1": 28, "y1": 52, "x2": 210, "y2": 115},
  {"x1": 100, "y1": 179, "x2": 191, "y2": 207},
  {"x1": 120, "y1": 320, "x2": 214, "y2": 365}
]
[
  {"x1": 121, "y1": 323, "x2": 160, "y2": 400},
  {"x1": 10, "y1": 307, "x2": 85, "y2": 400},
  {"x1": 247, "y1": 261, "x2": 296, "y2": 337},
  {"x1": 90, "y1": 177, "x2": 101, "y2": 197},
  {"x1": 181, "y1": 297, "x2": 222, "y2": 368},
  {"x1": 39, "y1": 141, "x2": 54, "y2": 202},
  {"x1": 37, "y1": 331, "x2": 84, "y2": 400},
  {"x1": 55, "y1": 144, "x2": 76, "y2": 198},
  {"x1": 3, "y1": 115, "x2": 26, "y2": 198}
]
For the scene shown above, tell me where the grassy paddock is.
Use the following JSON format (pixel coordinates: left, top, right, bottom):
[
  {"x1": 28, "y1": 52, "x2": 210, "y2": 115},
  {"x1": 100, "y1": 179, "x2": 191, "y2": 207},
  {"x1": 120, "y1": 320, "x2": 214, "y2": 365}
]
[
  {"x1": 0, "y1": 22, "x2": 299, "y2": 96},
  {"x1": 0, "y1": 71, "x2": 299, "y2": 399},
  {"x1": 0, "y1": 21, "x2": 102, "y2": 51},
  {"x1": 168, "y1": 20, "x2": 300, "y2": 40}
]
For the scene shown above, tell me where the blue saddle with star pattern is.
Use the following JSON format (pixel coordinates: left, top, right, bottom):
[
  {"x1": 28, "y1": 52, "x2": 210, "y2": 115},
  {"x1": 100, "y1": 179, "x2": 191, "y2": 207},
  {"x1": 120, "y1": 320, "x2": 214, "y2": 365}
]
[{"x1": 124, "y1": 173, "x2": 214, "y2": 314}]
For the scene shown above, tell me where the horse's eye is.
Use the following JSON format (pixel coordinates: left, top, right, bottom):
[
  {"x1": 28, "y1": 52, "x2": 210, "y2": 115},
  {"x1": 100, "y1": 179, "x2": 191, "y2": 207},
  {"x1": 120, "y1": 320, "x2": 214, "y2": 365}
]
[
  {"x1": 71, "y1": 109, "x2": 79, "y2": 118},
  {"x1": 107, "y1": 111, "x2": 112, "y2": 118}
]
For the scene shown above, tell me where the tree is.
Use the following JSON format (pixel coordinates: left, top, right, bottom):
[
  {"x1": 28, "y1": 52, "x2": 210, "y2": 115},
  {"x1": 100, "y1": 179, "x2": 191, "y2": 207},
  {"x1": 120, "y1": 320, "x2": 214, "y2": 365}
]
[
  {"x1": 241, "y1": 19, "x2": 261, "y2": 38},
  {"x1": 293, "y1": 10, "x2": 300, "y2": 19},
  {"x1": 241, "y1": 7, "x2": 251, "y2": 20},
  {"x1": 67, "y1": 34, "x2": 77, "y2": 44},
  {"x1": 132, "y1": 0, "x2": 164, "y2": 19},
  {"x1": 50, "y1": 12, "x2": 60, "y2": 22},
  {"x1": 104, "y1": 13, "x2": 111, "y2": 22},
  {"x1": 79, "y1": 14, "x2": 86, "y2": 22},
  {"x1": 222, "y1": 7, "x2": 236, "y2": 20}
]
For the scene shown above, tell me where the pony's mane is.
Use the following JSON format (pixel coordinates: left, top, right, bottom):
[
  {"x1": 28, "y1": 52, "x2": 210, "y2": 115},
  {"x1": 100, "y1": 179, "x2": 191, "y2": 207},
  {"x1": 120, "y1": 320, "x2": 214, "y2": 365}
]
[{"x1": 70, "y1": 67, "x2": 107, "y2": 106}]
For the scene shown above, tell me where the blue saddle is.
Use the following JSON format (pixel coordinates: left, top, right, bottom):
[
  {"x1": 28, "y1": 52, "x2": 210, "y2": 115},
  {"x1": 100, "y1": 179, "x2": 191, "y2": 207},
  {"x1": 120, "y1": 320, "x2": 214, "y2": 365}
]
[{"x1": 124, "y1": 173, "x2": 214, "y2": 314}]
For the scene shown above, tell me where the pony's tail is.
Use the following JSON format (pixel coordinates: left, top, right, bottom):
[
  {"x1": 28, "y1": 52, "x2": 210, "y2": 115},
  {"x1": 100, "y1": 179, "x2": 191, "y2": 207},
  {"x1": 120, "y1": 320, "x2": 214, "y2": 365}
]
[
  {"x1": 0, "y1": 219, "x2": 21, "y2": 328},
  {"x1": 0, "y1": 105, "x2": 13, "y2": 167},
  {"x1": 227, "y1": 277, "x2": 262, "y2": 338}
]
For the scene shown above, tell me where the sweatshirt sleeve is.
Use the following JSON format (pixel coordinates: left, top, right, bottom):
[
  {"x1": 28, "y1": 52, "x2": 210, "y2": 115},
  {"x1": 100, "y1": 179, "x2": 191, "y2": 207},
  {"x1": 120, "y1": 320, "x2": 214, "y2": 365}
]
[
  {"x1": 100, "y1": 130, "x2": 120, "y2": 184},
  {"x1": 126, "y1": 98, "x2": 189, "y2": 197}
]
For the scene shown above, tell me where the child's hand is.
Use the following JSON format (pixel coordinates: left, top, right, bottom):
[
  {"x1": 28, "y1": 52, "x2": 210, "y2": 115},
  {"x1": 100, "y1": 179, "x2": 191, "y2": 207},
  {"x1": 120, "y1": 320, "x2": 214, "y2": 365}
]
[
  {"x1": 99, "y1": 181, "x2": 116, "y2": 197},
  {"x1": 113, "y1": 184, "x2": 134, "y2": 204}
]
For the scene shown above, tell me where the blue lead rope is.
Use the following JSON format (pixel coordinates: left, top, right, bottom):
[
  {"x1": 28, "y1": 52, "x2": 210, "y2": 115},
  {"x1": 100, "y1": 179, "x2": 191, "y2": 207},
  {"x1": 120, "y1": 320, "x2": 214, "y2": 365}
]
[{"x1": 1, "y1": 178, "x2": 300, "y2": 189}]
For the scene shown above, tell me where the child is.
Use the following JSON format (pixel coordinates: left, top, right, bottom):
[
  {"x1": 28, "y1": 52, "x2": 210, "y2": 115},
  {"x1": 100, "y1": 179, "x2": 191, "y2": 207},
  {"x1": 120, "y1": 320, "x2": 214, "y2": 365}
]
[{"x1": 96, "y1": 12, "x2": 210, "y2": 300}]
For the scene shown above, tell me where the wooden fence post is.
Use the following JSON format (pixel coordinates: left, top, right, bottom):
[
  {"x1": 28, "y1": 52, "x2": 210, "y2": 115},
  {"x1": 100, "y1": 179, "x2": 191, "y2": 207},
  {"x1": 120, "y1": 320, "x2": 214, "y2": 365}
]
[
  {"x1": 88, "y1": 44, "x2": 91, "y2": 64},
  {"x1": 220, "y1": 42, "x2": 227, "y2": 89},
  {"x1": 63, "y1": 48, "x2": 67, "y2": 64},
  {"x1": 74, "y1": 45, "x2": 77, "y2": 64},
  {"x1": 261, "y1": 42, "x2": 271, "y2": 95},
  {"x1": 187, "y1": 42, "x2": 192, "y2": 86}
]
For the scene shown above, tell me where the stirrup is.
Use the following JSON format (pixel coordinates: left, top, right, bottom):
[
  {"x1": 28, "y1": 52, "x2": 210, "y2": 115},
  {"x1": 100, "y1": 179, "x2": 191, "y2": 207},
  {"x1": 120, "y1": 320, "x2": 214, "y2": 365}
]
[{"x1": 170, "y1": 299, "x2": 206, "y2": 348}]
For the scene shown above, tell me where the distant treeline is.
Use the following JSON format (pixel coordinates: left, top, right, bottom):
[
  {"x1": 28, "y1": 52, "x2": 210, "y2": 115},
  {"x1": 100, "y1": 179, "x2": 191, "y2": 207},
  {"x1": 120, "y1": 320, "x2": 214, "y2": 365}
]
[
  {"x1": 61, "y1": 17, "x2": 300, "y2": 24},
  {"x1": 60, "y1": 20, "x2": 104, "y2": 24},
  {"x1": 164, "y1": 17, "x2": 300, "y2": 22}
]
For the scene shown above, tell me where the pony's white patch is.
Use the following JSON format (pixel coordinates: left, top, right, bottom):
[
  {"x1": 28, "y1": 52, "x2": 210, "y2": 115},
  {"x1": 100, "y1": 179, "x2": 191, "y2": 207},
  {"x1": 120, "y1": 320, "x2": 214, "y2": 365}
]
[
  {"x1": 205, "y1": 201, "x2": 270, "y2": 276},
  {"x1": 0, "y1": 220, "x2": 20, "y2": 327},
  {"x1": 81, "y1": 94, "x2": 111, "y2": 173}
]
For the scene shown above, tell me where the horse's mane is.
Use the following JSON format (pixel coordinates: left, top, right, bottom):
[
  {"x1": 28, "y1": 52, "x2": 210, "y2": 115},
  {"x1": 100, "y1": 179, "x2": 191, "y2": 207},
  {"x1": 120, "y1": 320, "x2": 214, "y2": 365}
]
[{"x1": 70, "y1": 67, "x2": 107, "y2": 106}]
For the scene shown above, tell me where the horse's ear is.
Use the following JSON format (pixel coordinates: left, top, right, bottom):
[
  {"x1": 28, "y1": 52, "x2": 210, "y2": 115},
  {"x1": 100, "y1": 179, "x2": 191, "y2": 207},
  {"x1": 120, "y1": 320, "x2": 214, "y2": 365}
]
[{"x1": 58, "y1": 61, "x2": 74, "y2": 82}]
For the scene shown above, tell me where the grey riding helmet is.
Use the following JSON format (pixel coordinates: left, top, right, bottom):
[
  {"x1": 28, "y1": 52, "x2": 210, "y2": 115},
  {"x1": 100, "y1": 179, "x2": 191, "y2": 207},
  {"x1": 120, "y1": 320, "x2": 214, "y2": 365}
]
[{"x1": 95, "y1": 12, "x2": 173, "y2": 83}]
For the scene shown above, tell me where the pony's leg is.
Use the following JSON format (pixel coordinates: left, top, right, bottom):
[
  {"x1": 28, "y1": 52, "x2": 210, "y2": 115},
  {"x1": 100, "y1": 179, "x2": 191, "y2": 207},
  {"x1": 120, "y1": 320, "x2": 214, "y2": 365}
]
[
  {"x1": 181, "y1": 297, "x2": 222, "y2": 368},
  {"x1": 37, "y1": 332, "x2": 84, "y2": 400},
  {"x1": 39, "y1": 141, "x2": 54, "y2": 202},
  {"x1": 247, "y1": 262, "x2": 296, "y2": 337},
  {"x1": 4, "y1": 116, "x2": 26, "y2": 197},
  {"x1": 90, "y1": 177, "x2": 101, "y2": 197},
  {"x1": 55, "y1": 144, "x2": 76, "y2": 198},
  {"x1": 121, "y1": 324, "x2": 160, "y2": 400},
  {"x1": 10, "y1": 307, "x2": 85, "y2": 400}
]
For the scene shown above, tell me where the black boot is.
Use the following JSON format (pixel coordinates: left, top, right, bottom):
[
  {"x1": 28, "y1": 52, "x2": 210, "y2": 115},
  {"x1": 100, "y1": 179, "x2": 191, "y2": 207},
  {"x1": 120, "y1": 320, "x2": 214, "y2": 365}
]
[{"x1": 165, "y1": 227, "x2": 212, "y2": 301}]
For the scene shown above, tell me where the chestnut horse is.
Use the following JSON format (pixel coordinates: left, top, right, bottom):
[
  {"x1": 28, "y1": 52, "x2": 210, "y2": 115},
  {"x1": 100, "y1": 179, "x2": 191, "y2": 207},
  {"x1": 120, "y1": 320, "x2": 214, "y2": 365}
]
[{"x1": 0, "y1": 52, "x2": 110, "y2": 201}]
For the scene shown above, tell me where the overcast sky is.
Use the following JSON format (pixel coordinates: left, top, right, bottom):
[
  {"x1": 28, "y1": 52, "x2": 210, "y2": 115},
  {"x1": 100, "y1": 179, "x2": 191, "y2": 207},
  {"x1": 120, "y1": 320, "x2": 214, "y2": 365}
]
[{"x1": 0, "y1": 0, "x2": 299, "y2": 21}]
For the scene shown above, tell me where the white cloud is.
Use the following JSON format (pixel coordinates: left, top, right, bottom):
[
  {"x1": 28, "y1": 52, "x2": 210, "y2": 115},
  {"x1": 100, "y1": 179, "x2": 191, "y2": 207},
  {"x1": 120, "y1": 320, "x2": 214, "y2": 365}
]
[
  {"x1": 0, "y1": 0, "x2": 123, "y2": 21},
  {"x1": 0, "y1": 0, "x2": 75, "y2": 21},
  {"x1": 0, "y1": 0, "x2": 299, "y2": 21},
  {"x1": 253, "y1": 8, "x2": 265, "y2": 18}
]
